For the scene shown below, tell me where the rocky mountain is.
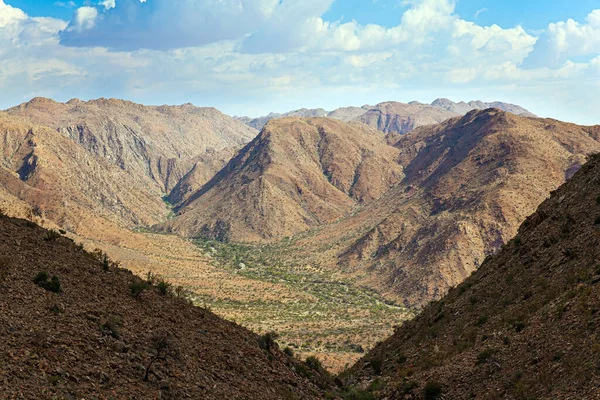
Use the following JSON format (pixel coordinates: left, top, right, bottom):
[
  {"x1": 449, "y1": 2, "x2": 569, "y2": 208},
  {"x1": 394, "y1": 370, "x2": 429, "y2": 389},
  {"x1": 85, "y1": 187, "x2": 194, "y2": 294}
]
[
  {"x1": 353, "y1": 101, "x2": 458, "y2": 134},
  {"x1": 235, "y1": 99, "x2": 535, "y2": 134},
  {"x1": 162, "y1": 117, "x2": 404, "y2": 241},
  {"x1": 432, "y1": 98, "x2": 536, "y2": 117},
  {"x1": 235, "y1": 108, "x2": 329, "y2": 130},
  {"x1": 0, "y1": 214, "x2": 333, "y2": 399},
  {"x1": 281, "y1": 109, "x2": 600, "y2": 308},
  {"x1": 0, "y1": 98, "x2": 256, "y2": 237},
  {"x1": 8, "y1": 97, "x2": 257, "y2": 193},
  {"x1": 346, "y1": 153, "x2": 600, "y2": 399}
]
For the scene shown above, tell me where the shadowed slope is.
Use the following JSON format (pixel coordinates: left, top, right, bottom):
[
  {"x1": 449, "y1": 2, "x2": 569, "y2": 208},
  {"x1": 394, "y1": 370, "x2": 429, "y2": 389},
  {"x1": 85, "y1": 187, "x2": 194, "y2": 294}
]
[
  {"x1": 0, "y1": 215, "x2": 333, "y2": 399},
  {"x1": 346, "y1": 153, "x2": 600, "y2": 399}
]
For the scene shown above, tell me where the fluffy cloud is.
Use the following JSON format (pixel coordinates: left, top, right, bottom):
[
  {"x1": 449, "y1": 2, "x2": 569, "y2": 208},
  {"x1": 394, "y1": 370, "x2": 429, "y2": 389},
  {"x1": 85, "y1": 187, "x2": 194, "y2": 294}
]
[
  {"x1": 524, "y1": 10, "x2": 600, "y2": 68},
  {"x1": 0, "y1": 0, "x2": 599, "y2": 124}
]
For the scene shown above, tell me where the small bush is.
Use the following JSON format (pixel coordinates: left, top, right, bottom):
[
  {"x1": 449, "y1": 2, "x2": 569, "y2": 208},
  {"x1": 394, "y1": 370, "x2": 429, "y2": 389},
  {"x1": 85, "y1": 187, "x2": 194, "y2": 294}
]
[
  {"x1": 129, "y1": 280, "x2": 149, "y2": 298},
  {"x1": 475, "y1": 314, "x2": 488, "y2": 327},
  {"x1": 305, "y1": 356, "x2": 323, "y2": 372},
  {"x1": 595, "y1": 216, "x2": 600, "y2": 225},
  {"x1": 156, "y1": 279, "x2": 172, "y2": 296},
  {"x1": 423, "y1": 381, "x2": 443, "y2": 400},
  {"x1": 44, "y1": 230, "x2": 61, "y2": 241},
  {"x1": 258, "y1": 331, "x2": 279, "y2": 351},
  {"x1": 101, "y1": 314, "x2": 123, "y2": 339},
  {"x1": 476, "y1": 348, "x2": 496, "y2": 364},
  {"x1": 33, "y1": 272, "x2": 61, "y2": 293},
  {"x1": 283, "y1": 347, "x2": 294, "y2": 357},
  {"x1": 513, "y1": 321, "x2": 527, "y2": 332}
]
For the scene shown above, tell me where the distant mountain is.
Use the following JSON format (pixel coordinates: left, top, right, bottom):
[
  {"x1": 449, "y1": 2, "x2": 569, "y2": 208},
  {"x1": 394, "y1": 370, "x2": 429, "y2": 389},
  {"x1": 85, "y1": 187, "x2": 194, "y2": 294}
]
[
  {"x1": 161, "y1": 118, "x2": 404, "y2": 241},
  {"x1": 432, "y1": 97, "x2": 536, "y2": 117},
  {"x1": 235, "y1": 99, "x2": 536, "y2": 133},
  {"x1": 347, "y1": 152, "x2": 600, "y2": 399},
  {"x1": 0, "y1": 215, "x2": 332, "y2": 399},
  {"x1": 353, "y1": 101, "x2": 458, "y2": 134}
]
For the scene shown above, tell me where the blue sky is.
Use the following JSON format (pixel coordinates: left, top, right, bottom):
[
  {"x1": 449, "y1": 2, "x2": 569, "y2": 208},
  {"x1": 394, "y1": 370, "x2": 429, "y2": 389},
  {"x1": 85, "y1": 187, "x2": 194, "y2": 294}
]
[{"x1": 1, "y1": 0, "x2": 600, "y2": 123}]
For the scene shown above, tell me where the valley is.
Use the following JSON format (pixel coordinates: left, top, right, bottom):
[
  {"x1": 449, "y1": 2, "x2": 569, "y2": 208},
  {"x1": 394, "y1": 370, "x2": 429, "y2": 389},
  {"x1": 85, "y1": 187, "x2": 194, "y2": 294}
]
[{"x1": 1, "y1": 96, "x2": 598, "y2": 376}]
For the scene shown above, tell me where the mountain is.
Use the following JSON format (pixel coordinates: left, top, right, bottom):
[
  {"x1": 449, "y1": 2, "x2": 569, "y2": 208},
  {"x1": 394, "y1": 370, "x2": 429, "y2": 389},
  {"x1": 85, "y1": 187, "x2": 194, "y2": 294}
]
[
  {"x1": 432, "y1": 98, "x2": 536, "y2": 117},
  {"x1": 162, "y1": 117, "x2": 404, "y2": 241},
  {"x1": 8, "y1": 97, "x2": 257, "y2": 194},
  {"x1": 235, "y1": 99, "x2": 535, "y2": 134},
  {"x1": 283, "y1": 109, "x2": 600, "y2": 307},
  {"x1": 345, "y1": 153, "x2": 600, "y2": 399},
  {"x1": 0, "y1": 98, "x2": 256, "y2": 236},
  {"x1": 235, "y1": 108, "x2": 329, "y2": 130},
  {"x1": 353, "y1": 101, "x2": 458, "y2": 134},
  {"x1": 0, "y1": 214, "x2": 332, "y2": 399}
]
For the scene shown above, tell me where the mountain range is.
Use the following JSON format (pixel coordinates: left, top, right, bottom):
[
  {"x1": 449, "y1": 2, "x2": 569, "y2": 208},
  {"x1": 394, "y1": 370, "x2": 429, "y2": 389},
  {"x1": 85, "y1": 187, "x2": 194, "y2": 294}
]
[{"x1": 235, "y1": 98, "x2": 536, "y2": 132}]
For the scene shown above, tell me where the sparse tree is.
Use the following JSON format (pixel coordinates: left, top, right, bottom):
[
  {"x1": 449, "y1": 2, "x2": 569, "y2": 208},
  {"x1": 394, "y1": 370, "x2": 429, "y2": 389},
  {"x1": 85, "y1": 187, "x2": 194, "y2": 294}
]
[{"x1": 143, "y1": 333, "x2": 179, "y2": 381}]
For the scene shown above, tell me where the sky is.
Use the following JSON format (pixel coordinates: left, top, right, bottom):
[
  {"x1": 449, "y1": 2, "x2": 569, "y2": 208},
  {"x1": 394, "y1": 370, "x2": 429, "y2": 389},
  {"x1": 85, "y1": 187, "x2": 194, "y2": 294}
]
[{"x1": 1, "y1": 1, "x2": 600, "y2": 123}]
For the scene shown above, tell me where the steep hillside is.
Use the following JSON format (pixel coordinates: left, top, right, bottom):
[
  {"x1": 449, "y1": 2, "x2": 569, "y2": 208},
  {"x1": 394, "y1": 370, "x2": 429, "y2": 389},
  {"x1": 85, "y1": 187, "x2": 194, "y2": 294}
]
[
  {"x1": 0, "y1": 113, "x2": 166, "y2": 233},
  {"x1": 0, "y1": 214, "x2": 333, "y2": 399},
  {"x1": 7, "y1": 97, "x2": 257, "y2": 193},
  {"x1": 162, "y1": 117, "x2": 404, "y2": 241},
  {"x1": 286, "y1": 109, "x2": 600, "y2": 307},
  {"x1": 346, "y1": 153, "x2": 600, "y2": 399}
]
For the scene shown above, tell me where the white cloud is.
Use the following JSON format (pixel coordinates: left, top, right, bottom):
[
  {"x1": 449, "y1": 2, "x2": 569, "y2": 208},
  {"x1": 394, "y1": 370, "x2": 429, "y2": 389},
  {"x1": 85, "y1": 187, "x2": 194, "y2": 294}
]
[
  {"x1": 0, "y1": 0, "x2": 27, "y2": 28},
  {"x1": 0, "y1": 0, "x2": 599, "y2": 124},
  {"x1": 524, "y1": 9, "x2": 600, "y2": 67}
]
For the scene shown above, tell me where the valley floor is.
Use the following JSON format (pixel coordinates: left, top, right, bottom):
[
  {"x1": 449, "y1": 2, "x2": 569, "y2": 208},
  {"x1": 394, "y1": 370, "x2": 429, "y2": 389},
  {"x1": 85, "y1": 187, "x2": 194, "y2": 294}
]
[{"x1": 77, "y1": 229, "x2": 413, "y2": 372}]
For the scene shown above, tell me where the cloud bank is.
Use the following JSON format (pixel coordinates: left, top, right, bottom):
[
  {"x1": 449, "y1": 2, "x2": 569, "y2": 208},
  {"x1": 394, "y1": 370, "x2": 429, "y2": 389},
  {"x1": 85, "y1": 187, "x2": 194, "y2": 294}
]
[{"x1": 0, "y1": 0, "x2": 599, "y2": 124}]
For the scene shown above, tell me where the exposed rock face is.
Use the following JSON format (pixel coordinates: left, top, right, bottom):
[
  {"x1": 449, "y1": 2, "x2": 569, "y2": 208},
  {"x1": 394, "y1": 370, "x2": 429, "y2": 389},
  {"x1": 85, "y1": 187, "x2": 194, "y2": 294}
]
[
  {"x1": 0, "y1": 215, "x2": 332, "y2": 399},
  {"x1": 0, "y1": 98, "x2": 256, "y2": 235},
  {"x1": 162, "y1": 118, "x2": 404, "y2": 241},
  {"x1": 235, "y1": 108, "x2": 329, "y2": 130},
  {"x1": 7, "y1": 97, "x2": 257, "y2": 193},
  {"x1": 347, "y1": 153, "x2": 600, "y2": 400},
  {"x1": 353, "y1": 101, "x2": 458, "y2": 134}
]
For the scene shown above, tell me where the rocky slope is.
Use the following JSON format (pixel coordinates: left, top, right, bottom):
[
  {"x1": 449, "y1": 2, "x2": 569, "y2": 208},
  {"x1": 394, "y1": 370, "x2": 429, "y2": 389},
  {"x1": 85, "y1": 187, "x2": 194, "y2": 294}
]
[
  {"x1": 162, "y1": 117, "x2": 404, "y2": 241},
  {"x1": 7, "y1": 97, "x2": 257, "y2": 193},
  {"x1": 0, "y1": 214, "x2": 334, "y2": 399},
  {"x1": 0, "y1": 98, "x2": 256, "y2": 235},
  {"x1": 286, "y1": 109, "x2": 600, "y2": 307},
  {"x1": 346, "y1": 153, "x2": 600, "y2": 400}
]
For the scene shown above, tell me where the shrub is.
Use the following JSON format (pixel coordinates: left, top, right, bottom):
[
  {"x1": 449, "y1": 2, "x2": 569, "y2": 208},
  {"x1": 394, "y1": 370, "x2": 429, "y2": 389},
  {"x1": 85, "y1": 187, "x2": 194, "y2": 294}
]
[
  {"x1": 283, "y1": 347, "x2": 294, "y2": 357},
  {"x1": 156, "y1": 278, "x2": 172, "y2": 296},
  {"x1": 475, "y1": 314, "x2": 488, "y2": 327},
  {"x1": 103, "y1": 255, "x2": 110, "y2": 271},
  {"x1": 101, "y1": 314, "x2": 123, "y2": 339},
  {"x1": 595, "y1": 216, "x2": 600, "y2": 225},
  {"x1": 305, "y1": 356, "x2": 323, "y2": 372},
  {"x1": 476, "y1": 348, "x2": 496, "y2": 364},
  {"x1": 423, "y1": 381, "x2": 443, "y2": 400},
  {"x1": 44, "y1": 230, "x2": 61, "y2": 241},
  {"x1": 143, "y1": 333, "x2": 179, "y2": 381},
  {"x1": 129, "y1": 280, "x2": 149, "y2": 298},
  {"x1": 33, "y1": 272, "x2": 61, "y2": 293},
  {"x1": 513, "y1": 321, "x2": 527, "y2": 332},
  {"x1": 258, "y1": 331, "x2": 279, "y2": 351}
]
